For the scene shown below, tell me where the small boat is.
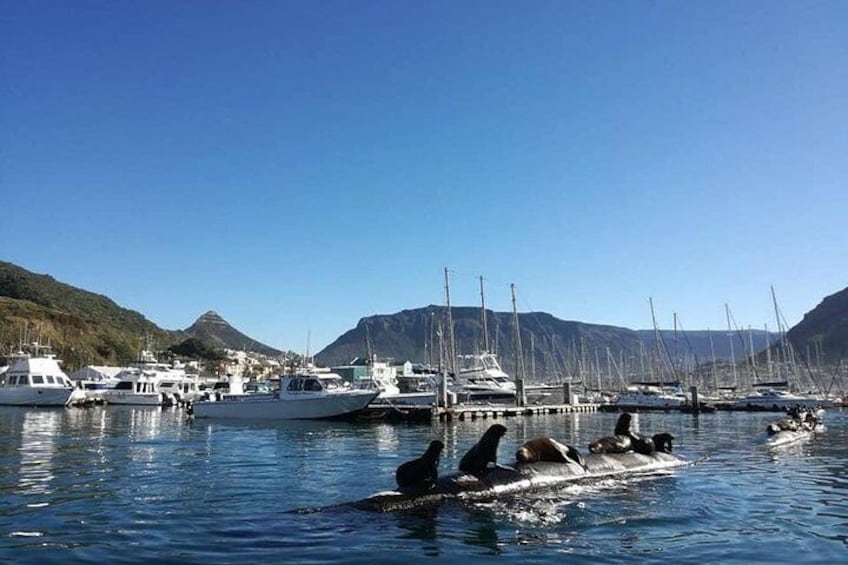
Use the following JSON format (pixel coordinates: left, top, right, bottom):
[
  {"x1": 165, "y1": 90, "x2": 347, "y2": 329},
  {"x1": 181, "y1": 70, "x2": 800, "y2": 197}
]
[
  {"x1": 191, "y1": 372, "x2": 379, "y2": 420},
  {"x1": 0, "y1": 345, "x2": 77, "y2": 407}
]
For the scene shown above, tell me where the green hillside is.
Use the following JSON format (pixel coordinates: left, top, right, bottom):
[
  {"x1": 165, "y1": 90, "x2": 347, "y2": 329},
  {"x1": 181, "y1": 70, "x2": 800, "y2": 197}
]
[{"x1": 0, "y1": 261, "x2": 177, "y2": 369}]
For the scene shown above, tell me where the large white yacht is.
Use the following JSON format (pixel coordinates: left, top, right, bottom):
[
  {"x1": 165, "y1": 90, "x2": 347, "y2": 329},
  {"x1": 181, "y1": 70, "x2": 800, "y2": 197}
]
[
  {"x1": 455, "y1": 352, "x2": 517, "y2": 403},
  {"x1": 614, "y1": 385, "x2": 688, "y2": 410},
  {"x1": 733, "y1": 388, "x2": 820, "y2": 410},
  {"x1": 0, "y1": 345, "x2": 78, "y2": 406}
]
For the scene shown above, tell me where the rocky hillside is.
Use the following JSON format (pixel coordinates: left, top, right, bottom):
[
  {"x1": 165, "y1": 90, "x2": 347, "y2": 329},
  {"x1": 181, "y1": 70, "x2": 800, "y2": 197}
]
[
  {"x1": 786, "y1": 286, "x2": 848, "y2": 365},
  {"x1": 183, "y1": 311, "x2": 281, "y2": 356}
]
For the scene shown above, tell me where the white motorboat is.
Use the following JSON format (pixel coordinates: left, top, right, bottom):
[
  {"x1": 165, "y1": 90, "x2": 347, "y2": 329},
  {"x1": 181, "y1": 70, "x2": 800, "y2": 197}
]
[
  {"x1": 191, "y1": 372, "x2": 379, "y2": 419},
  {"x1": 354, "y1": 358, "x2": 436, "y2": 407},
  {"x1": 733, "y1": 389, "x2": 820, "y2": 410},
  {"x1": 104, "y1": 350, "x2": 199, "y2": 406},
  {"x1": 614, "y1": 385, "x2": 688, "y2": 410},
  {"x1": 454, "y1": 352, "x2": 517, "y2": 404},
  {"x1": 0, "y1": 346, "x2": 77, "y2": 407}
]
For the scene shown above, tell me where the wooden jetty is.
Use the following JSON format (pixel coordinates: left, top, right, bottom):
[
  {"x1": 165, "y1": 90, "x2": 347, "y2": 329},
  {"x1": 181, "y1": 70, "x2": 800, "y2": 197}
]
[{"x1": 360, "y1": 402, "x2": 599, "y2": 423}]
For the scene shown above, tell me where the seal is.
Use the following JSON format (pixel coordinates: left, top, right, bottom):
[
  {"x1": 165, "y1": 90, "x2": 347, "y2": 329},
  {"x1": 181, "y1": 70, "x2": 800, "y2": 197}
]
[
  {"x1": 652, "y1": 432, "x2": 674, "y2": 454},
  {"x1": 516, "y1": 437, "x2": 587, "y2": 469},
  {"x1": 395, "y1": 440, "x2": 444, "y2": 493},
  {"x1": 588, "y1": 434, "x2": 632, "y2": 454},
  {"x1": 459, "y1": 424, "x2": 508, "y2": 478}
]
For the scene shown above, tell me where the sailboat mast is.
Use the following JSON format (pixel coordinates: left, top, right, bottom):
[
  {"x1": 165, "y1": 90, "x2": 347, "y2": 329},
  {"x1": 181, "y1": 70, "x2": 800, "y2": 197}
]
[
  {"x1": 444, "y1": 267, "x2": 457, "y2": 377},
  {"x1": 765, "y1": 323, "x2": 773, "y2": 380},
  {"x1": 511, "y1": 283, "x2": 526, "y2": 406},
  {"x1": 708, "y1": 328, "x2": 719, "y2": 392},
  {"x1": 511, "y1": 284, "x2": 525, "y2": 379},
  {"x1": 479, "y1": 276, "x2": 490, "y2": 352},
  {"x1": 770, "y1": 285, "x2": 784, "y2": 381},
  {"x1": 649, "y1": 297, "x2": 664, "y2": 387},
  {"x1": 725, "y1": 304, "x2": 737, "y2": 389}
]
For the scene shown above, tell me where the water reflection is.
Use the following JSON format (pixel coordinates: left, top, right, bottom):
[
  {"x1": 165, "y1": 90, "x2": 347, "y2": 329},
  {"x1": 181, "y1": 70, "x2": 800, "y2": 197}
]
[{"x1": 17, "y1": 410, "x2": 61, "y2": 496}]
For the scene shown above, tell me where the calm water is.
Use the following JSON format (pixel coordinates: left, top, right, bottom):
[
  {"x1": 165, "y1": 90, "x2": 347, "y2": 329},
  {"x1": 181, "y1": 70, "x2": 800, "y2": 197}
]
[{"x1": 1, "y1": 406, "x2": 846, "y2": 564}]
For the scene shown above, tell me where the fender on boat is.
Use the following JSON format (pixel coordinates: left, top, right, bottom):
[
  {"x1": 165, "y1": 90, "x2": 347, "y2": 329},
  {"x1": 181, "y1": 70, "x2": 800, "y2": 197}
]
[{"x1": 352, "y1": 451, "x2": 686, "y2": 512}]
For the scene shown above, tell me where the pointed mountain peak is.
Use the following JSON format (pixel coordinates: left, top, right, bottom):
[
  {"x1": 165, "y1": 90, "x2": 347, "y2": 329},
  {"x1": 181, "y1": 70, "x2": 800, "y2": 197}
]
[
  {"x1": 193, "y1": 311, "x2": 229, "y2": 327},
  {"x1": 184, "y1": 310, "x2": 281, "y2": 356}
]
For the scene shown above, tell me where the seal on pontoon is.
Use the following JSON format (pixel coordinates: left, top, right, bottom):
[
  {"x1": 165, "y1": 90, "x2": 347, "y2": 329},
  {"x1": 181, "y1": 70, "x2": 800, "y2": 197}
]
[
  {"x1": 395, "y1": 440, "x2": 444, "y2": 493},
  {"x1": 652, "y1": 432, "x2": 674, "y2": 453},
  {"x1": 589, "y1": 412, "x2": 666, "y2": 455},
  {"x1": 459, "y1": 424, "x2": 508, "y2": 478},
  {"x1": 588, "y1": 434, "x2": 633, "y2": 454},
  {"x1": 515, "y1": 437, "x2": 587, "y2": 469}
]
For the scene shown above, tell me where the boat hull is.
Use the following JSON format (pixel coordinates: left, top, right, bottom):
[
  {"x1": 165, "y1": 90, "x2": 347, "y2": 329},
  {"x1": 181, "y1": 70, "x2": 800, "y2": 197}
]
[
  {"x1": 353, "y1": 451, "x2": 686, "y2": 512},
  {"x1": 105, "y1": 392, "x2": 166, "y2": 406},
  {"x1": 193, "y1": 391, "x2": 379, "y2": 420},
  {"x1": 0, "y1": 387, "x2": 74, "y2": 407}
]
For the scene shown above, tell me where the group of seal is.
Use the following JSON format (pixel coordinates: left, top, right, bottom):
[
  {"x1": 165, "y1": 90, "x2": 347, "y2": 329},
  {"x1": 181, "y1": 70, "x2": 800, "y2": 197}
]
[
  {"x1": 395, "y1": 423, "x2": 592, "y2": 491},
  {"x1": 766, "y1": 405, "x2": 821, "y2": 436},
  {"x1": 588, "y1": 412, "x2": 674, "y2": 456},
  {"x1": 394, "y1": 414, "x2": 678, "y2": 491}
]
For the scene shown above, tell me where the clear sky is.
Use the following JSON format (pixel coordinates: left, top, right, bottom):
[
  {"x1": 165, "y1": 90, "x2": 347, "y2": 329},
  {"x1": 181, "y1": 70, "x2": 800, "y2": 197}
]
[{"x1": 1, "y1": 1, "x2": 846, "y2": 352}]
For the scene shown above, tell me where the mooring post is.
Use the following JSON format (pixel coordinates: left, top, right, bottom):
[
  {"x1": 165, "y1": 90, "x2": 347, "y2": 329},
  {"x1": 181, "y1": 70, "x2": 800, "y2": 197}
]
[
  {"x1": 563, "y1": 382, "x2": 572, "y2": 405},
  {"x1": 690, "y1": 385, "x2": 700, "y2": 413}
]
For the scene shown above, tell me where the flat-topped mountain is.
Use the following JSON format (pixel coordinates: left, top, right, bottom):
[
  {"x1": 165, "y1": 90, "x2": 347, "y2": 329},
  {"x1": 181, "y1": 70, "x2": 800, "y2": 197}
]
[{"x1": 314, "y1": 306, "x2": 778, "y2": 379}]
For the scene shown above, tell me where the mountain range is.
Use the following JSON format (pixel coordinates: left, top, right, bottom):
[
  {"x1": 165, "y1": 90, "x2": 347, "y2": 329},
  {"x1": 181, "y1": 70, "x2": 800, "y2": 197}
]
[{"x1": 1, "y1": 260, "x2": 845, "y2": 374}]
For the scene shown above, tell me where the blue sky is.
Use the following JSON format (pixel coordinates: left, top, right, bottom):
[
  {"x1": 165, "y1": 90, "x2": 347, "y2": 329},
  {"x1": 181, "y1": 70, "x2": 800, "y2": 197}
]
[{"x1": 2, "y1": 1, "x2": 846, "y2": 352}]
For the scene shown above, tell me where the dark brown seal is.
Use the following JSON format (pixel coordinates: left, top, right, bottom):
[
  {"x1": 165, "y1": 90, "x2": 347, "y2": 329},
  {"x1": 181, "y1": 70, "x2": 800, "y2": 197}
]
[
  {"x1": 459, "y1": 424, "x2": 507, "y2": 478},
  {"x1": 588, "y1": 434, "x2": 633, "y2": 454},
  {"x1": 395, "y1": 440, "x2": 444, "y2": 492},
  {"x1": 516, "y1": 437, "x2": 586, "y2": 468},
  {"x1": 652, "y1": 432, "x2": 674, "y2": 454}
]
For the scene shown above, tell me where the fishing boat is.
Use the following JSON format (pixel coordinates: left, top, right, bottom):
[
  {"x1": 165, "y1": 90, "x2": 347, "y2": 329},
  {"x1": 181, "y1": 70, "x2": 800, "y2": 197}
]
[
  {"x1": 191, "y1": 371, "x2": 379, "y2": 419},
  {"x1": 0, "y1": 345, "x2": 78, "y2": 407}
]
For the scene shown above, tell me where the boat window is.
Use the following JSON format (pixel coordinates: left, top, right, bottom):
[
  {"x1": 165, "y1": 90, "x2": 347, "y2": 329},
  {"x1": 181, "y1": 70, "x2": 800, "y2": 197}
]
[
  {"x1": 8, "y1": 376, "x2": 17, "y2": 385},
  {"x1": 19, "y1": 376, "x2": 29, "y2": 385},
  {"x1": 115, "y1": 381, "x2": 133, "y2": 390},
  {"x1": 287, "y1": 378, "x2": 303, "y2": 391},
  {"x1": 304, "y1": 378, "x2": 323, "y2": 392},
  {"x1": 45, "y1": 375, "x2": 55, "y2": 384},
  {"x1": 32, "y1": 375, "x2": 45, "y2": 384}
]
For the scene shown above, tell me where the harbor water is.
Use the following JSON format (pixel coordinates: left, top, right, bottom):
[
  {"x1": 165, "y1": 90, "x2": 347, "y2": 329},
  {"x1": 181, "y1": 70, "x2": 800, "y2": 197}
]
[{"x1": 1, "y1": 406, "x2": 846, "y2": 563}]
